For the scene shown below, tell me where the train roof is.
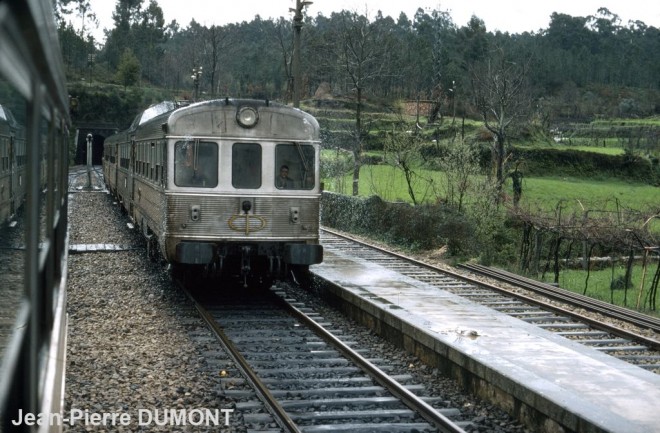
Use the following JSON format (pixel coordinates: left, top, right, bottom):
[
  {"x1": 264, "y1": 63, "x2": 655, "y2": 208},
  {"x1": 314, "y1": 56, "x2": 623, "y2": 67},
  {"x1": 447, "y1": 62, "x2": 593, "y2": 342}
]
[
  {"x1": 129, "y1": 100, "x2": 181, "y2": 129},
  {"x1": 114, "y1": 99, "x2": 320, "y2": 143},
  {"x1": 0, "y1": 104, "x2": 21, "y2": 131},
  {"x1": 169, "y1": 99, "x2": 320, "y2": 142},
  {"x1": 0, "y1": 104, "x2": 17, "y2": 125}
]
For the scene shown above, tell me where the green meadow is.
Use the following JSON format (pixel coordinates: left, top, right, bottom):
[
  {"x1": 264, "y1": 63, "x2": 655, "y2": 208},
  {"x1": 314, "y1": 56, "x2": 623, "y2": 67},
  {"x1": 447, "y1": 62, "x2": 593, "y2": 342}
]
[
  {"x1": 540, "y1": 266, "x2": 659, "y2": 317},
  {"x1": 323, "y1": 161, "x2": 658, "y2": 213},
  {"x1": 322, "y1": 157, "x2": 659, "y2": 315}
]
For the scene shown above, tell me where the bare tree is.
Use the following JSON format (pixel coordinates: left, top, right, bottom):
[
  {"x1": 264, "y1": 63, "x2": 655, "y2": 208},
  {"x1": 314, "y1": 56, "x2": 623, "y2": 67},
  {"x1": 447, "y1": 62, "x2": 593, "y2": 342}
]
[
  {"x1": 272, "y1": 17, "x2": 294, "y2": 103},
  {"x1": 427, "y1": 9, "x2": 455, "y2": 124},
  {"x1": 205, "y1": 25, "x2": 231, "y2": 96},
  {"x1": 470, "y1": 47, "x2": 531, "y2": 194},
  {"x1": 334, "y1": 11, "x2": 393, "y2": 196},
  {"x1": 438, "y1": 139, "x2": 481, "y2": 212},
  {"x1": 383, "y1": 120, "x2": 431, "y2": 205}
]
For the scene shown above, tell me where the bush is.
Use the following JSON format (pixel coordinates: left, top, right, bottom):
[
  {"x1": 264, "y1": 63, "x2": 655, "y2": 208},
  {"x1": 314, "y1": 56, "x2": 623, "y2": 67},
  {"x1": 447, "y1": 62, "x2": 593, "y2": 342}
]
[
  {"x1": 509, "y1": 147, "x2": 660, "y2": 184},
  {"x1": 321, "y1": 192, "x2": 473, "y2": 253}
]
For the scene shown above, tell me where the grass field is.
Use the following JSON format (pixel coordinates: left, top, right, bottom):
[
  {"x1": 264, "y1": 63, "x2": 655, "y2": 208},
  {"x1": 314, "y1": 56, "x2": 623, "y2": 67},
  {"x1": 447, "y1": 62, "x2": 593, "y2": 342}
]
[
  {"x1": 523, "y1": 143, "x2": 626, "y2": 155},
  {"x1": 322, "y1": 160, "x2": 660, "y2": 314},
  {"x1": 323, "y1": 162, "x2": 659, "y2": 214},
  {"x1": 516, "y1": 177, "x2": 658, "y2": 212},
  {"x1": 539, "y1": 265, "x2": 660, "y2": 318}
]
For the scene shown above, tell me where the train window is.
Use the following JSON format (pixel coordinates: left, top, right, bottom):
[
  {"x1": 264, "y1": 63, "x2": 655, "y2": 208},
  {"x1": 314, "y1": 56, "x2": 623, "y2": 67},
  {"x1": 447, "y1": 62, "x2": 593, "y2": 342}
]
[
  {"x1": 1, "y1": 137, "x2": 6, "y2": 172},
  {"x1": 38, "y1": 115, "x2": 48, "y2": 247},
  {"x1": 275, "y1": 143, "x2": 316, "y2": 190},
  {"x1": 120, "y1": 144, "x2": 129, "y2": 169},
  {"x1": 174, "y1": 140, "x2": 218, "y2": 187},
  {"x1": 0, "y1": 83, "x2": 26, "y2": 368},
  {"x1": 232, "y1": 143, "x2": 262, "y2": 189}
]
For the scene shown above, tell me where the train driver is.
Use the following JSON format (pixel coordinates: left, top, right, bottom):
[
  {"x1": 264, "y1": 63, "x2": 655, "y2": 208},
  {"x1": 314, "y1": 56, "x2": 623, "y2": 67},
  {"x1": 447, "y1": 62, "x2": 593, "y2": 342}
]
[{"x1": 277, "y1": 165, "x2": 295, "y2": 189}]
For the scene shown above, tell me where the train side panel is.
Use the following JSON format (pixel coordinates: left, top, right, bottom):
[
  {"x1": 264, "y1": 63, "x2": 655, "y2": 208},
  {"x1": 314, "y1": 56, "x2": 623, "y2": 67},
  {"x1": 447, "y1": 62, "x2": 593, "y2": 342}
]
[
  {"x1": 102, "y1": 141, "x2": 117, "y2": 194},
  {"x1": 115, "y1": 141, "x2": 133, "y2": 212},
  {"x1": 132, "y1": 176, "x2": 166, "y2": 240}
]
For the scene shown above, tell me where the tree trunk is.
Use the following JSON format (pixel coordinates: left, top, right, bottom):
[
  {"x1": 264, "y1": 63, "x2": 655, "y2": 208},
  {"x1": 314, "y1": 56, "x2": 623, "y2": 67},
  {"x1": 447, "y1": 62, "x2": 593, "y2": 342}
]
[
  {"x1": 352, "y1": 86, "x2": 363, "y2": 196},
  {"x1": 352, "y1": 153, "x2": 360, "y2": 196}
]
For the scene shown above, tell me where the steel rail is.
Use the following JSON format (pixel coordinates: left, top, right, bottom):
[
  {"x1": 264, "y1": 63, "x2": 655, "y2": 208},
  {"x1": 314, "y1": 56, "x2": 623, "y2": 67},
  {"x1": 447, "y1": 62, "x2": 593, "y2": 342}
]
[
  {"x1": 181, "y1": 286, "x2": 303, "y2": 433},
  {"x1": 320, "y1": 227, "x2": 660, "y2": 351},
  {"x1": 461, "y1": 263, "x2": 660, "y2": 333},
  {"x1": 273, "y1": 290, "x2": 467, "y2": 433}
]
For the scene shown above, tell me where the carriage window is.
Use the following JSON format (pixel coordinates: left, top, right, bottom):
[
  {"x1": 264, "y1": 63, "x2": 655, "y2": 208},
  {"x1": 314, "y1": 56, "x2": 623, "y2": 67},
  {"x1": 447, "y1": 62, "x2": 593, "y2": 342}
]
[
  {"x1": 174, "y1": 140, "x2": 218, "y2": 187},
  {"x1": 0, "y1": 84, "x2": 26, "y2": 366},
  {"x1": 275, "y1": 143, "x2": 315, "y2": 190},
  {"x1": 232, "y1": 143, "x2": 261, "y2": 189}
]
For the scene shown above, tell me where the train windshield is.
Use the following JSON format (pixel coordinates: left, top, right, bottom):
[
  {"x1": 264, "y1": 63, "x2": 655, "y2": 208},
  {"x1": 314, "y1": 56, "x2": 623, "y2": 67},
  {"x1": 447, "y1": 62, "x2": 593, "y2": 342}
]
[
  {"x1": 232, "y1": 143, "x2": 262, "y2": 189},
  {"x1": 275, "y1": 143, "x2": 316, "y2": 190},
  {"x1": 174, "y1": 140, "x2": 218, "y2": 187}
]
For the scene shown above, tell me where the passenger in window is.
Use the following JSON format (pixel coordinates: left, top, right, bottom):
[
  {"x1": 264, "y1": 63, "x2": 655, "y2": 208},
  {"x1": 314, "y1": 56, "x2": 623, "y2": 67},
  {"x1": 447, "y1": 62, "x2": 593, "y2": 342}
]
[
  {"x1": 175, "y1": 145, "x2": 194, "y2": 185},
  {"x1": 277, "y1": 164, "x2": 295, "y2": 189},
  {"x1": 192, "y1": 146, "x2": 215, "y2": 186},
  {"x1": 176, "y1": 143, "x2": 208, "y2": 186}
]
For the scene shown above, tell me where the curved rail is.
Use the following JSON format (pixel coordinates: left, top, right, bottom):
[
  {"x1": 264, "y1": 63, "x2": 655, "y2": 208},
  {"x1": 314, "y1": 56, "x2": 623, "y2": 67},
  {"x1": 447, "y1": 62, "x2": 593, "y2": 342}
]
[
  {"x1": 273, "y1": 290, "x2": 467, "y2": 433},
  {"x1": 460, "y1": 263, "x2": 660, "y2": 333},
  {"x1": 321, "y1": 227, "x2": 660, "y2": 351},
  {"x1": 181, "y1": 274, "x2": 467, "y2": 433},
  {"x1": 181, "y1": 286, "x2": 302, "y2": 433}
]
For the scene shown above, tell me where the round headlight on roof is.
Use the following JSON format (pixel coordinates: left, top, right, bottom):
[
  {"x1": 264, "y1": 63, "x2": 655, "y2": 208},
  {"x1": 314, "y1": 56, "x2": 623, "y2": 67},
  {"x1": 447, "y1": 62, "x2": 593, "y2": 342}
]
[{"x1": 236, "y1": 106, "x2": 259, "y2": 128}]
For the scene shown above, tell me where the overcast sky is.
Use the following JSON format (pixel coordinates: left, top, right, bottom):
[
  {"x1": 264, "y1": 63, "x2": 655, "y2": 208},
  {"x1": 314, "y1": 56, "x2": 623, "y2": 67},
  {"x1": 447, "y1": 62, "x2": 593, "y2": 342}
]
[{"x1": 81, "y1": 0, "x2": 660, "y2": 42}]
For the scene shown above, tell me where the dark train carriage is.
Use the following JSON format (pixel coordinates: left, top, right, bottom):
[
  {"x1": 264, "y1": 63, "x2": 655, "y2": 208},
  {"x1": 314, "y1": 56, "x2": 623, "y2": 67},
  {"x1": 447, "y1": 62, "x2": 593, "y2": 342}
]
[
  {"x1": 0, "y1": 0, "x2": 71, "y2": 431},
  {"x1": 0, "y1": 104, "x2": 26, "y2": 222}
]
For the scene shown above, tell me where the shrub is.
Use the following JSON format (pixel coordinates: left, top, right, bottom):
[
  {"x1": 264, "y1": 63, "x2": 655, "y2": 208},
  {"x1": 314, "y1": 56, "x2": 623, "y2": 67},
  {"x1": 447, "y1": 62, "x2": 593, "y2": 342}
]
[{"x1": 321, "y1": 192, "x2": 473, "y2": 254}]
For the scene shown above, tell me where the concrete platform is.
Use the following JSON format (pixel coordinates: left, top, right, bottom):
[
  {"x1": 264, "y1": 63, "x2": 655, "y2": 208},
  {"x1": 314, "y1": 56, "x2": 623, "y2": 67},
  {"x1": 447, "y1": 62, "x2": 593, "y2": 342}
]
[{"x1": 312, "y1": 249, "x2": 660, "y2": 433}]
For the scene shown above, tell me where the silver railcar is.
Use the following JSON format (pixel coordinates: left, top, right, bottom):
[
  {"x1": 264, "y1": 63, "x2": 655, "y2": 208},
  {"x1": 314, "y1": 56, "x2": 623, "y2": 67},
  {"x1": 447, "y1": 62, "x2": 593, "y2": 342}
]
[{"x1": 103, "y1": 98, "x2": 323, "y2": 286}]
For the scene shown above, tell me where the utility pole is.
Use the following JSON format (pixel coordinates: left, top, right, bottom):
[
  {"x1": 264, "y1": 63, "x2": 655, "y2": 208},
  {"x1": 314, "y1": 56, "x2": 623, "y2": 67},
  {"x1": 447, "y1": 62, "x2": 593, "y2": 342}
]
[
  {"x1": 191, "y1": 66, "x2": 203, "y2": 100},
  {"x1": 87, "y1": 53, "x2": 95, "y2": 87},
  {"x1": 86, "y1": 134, "x2": 93, "y2": 188},
  {"x1": 291, "y1": 0, "x2": 312, "y2": 108}
]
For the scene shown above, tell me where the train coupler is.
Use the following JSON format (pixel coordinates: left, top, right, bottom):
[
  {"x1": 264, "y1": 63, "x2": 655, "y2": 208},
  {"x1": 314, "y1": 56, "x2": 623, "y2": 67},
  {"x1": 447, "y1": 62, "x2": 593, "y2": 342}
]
[
  {"x1": 240, "y1": 246, "x2": 253, "y2": 287},
  {"x1": 268, "y1": 255, "x2": 283, "y2": 276}
]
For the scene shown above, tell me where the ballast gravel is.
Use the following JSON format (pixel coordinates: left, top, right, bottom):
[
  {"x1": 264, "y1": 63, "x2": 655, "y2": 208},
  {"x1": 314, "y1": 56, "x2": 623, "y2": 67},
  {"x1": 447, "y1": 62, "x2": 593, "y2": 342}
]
[
  {"x1": 65, "y1": 175, "x2": 236, "y2": 432},
  {"x1": 65, "y1": 167, "x2": 528, "y2": 433}
]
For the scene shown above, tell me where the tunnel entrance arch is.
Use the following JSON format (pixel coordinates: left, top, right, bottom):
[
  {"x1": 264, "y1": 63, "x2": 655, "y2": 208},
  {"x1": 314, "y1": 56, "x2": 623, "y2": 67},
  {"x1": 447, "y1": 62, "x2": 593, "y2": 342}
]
[{"x1": 74, "y1": 123, "x2": 118, "y2": 165}]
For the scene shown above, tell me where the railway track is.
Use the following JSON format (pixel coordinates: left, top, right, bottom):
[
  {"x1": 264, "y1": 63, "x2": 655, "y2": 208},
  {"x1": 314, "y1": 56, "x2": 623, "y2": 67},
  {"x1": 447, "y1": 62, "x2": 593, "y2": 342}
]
[
  {"x1": 68, "y1": 165, "x2": 106, "y2": 191},
  {"x1": 183, "y1": 282, "x2": 470, "y2": 433},
  {"x1": 459, "y1": 263, "x2": 660, "y2": 335},
  {"x1": 320, "y1": 228, "x2": 660, "y2": 373}
]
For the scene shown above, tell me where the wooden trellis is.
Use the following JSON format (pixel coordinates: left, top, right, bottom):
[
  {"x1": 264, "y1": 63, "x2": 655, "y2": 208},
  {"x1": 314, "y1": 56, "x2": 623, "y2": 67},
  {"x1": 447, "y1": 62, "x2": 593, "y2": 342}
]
[{"x1": 511, "y1": 201, "x2": 659, "y2": 311}]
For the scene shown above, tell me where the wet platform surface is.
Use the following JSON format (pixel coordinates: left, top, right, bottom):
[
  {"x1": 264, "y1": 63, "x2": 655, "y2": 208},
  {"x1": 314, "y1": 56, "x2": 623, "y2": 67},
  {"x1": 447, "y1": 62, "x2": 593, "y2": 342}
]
[{"x1": 312, "y1": 249, "x2": 660, "y2": 433}]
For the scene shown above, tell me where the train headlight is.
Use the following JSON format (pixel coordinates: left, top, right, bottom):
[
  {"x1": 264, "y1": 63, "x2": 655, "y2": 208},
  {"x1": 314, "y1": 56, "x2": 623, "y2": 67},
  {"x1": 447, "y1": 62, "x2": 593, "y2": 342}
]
[{"x1": 236, "y1": 107, "x2": 259, "y2": 128}]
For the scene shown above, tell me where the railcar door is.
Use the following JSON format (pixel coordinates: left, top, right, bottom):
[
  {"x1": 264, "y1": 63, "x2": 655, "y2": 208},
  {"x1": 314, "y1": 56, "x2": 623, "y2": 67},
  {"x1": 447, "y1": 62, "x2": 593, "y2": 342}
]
[
  {"x1": 115, "y1": 143, "x2": 119, "y2": 189},
  {"x1": 8, "y1": 134, "x2": 14, "y2": 215},
  {"x1": 111, "y1": 142, "x2": 119, "y2": 192},
  {"x1": 129, "y1": 137, "x2": 136, "y2": 215}
]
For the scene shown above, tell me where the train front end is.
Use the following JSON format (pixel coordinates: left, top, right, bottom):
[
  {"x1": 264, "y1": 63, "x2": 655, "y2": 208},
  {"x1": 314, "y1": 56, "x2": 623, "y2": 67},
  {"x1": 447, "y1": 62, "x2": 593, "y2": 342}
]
[{"x1": 162, "y1": 99, "x2": 323, "y2": 285}]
